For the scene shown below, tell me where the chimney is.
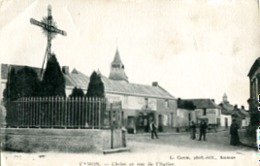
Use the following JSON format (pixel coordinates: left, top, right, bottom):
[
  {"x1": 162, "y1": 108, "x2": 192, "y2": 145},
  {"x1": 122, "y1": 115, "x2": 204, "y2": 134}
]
[
  {"x1": 152, "y1": 82, "x2": 158, "y2": 87},
  {"x1": 62, "y1": 66, "x2": 69, "y2": 74},
  {"x1": 241, "y1": 105, "x2": 245, "y2": 110}
]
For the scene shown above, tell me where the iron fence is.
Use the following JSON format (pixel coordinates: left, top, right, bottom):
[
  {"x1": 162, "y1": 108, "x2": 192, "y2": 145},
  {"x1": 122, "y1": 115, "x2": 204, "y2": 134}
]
[{"x1": 5, "y1": 97, "x2": 114, "y2": 129}]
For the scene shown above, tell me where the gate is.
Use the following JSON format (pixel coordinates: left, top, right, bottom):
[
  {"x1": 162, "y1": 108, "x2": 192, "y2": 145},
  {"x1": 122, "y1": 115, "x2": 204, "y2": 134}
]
[{"x1": 108, "y1": 101, "x2": 125, "y2": 149}]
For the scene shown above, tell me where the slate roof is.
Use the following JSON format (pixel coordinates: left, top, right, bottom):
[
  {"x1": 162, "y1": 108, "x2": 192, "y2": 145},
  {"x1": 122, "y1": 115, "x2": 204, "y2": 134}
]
[
  {"x1": 184, "y1": 99, "x2": 220, "y2": 109},
  {"x1": 64, "y1": 69, "x2": 89, "y2": 89},
  {"x1": 101, "y1": 75, "x2": 174, "y2": 99}
]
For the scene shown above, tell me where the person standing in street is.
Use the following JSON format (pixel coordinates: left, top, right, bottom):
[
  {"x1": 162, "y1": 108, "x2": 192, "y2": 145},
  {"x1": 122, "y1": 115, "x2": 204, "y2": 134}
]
[
  {"x1": 230, "y1": 119, "x2": 240, "y2": 146},
  {"x1": 199, "y1": 120, "x2": 207, "y2": 141},
  {"x1": 190, "y1": 121, "x2": 196, "y2": 140},
  {"x1": 150, "y1": 119, "x2": 158, "y2": 139}
]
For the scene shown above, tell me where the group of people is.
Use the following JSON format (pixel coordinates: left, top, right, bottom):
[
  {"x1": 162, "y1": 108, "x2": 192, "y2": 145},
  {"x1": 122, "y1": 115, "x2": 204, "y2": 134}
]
[
  {"x1": 190, "y1": 120, "x2": 207, "y2": 141},
  {"x1": 149, "y1": 118, "x2": 240, "y2": 146},
  {"x1": 190, "y1": 119, "x2": 240, "y2": 145}
]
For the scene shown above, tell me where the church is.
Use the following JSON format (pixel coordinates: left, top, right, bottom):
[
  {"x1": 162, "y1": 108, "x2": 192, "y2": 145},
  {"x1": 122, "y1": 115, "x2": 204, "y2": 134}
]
[
  {"x1": 102, "y1": 49, "x2": 177, "y2": 133},
  {"x1": 1, "y1": 49, "x2": 177, "y2": 133}
]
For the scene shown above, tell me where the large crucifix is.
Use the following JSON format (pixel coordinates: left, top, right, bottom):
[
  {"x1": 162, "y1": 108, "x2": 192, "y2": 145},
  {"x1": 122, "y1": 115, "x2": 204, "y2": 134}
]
[{"x1": 30, "y1": 5, "x2": 67, "y2": 79}]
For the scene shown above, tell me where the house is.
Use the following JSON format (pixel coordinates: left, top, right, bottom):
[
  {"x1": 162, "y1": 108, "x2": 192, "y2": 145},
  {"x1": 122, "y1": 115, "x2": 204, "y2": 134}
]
[
  {"x1": 176, "y1": 99, "x2": 196, "y2": 132},
  {"x1": 1, "y1": 49, "x2": 177, "y2": 133},
  {"x1": 218, "y1": 93, "x2": 233, "y2": 128},
  {"x1": 219, "y1": 93, "x2": 250, "y2": 128},
  {"x1": 184, "y1": 99, "x2": 221, "y2": 128},
  {"x1": 247, "y1": 57, "x2": 260, "y2": 132}
]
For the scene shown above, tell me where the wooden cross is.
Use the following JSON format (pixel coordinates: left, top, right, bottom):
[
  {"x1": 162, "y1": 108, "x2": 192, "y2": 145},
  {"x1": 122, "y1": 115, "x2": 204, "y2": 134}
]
[{"x1": 30, "y1": 5, "x2": 67, "y2": 57}]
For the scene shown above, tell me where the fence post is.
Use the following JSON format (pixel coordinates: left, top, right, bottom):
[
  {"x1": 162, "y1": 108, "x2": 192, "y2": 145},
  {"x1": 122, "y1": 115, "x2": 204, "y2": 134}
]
[
  {"x1": 99, "y1": 98, "x2": 101, "y2": 129},
  {"x1": 90, "y1": 97, "x2": 94, "y2": 129},
  {"x1": 52, "y1": 96, "x2": 54, "y2": 128},
  {"x1": 110, "y1": 102, "x2": 114, "y2": 149},
  {"x1": 75, "y1": 97, "x2": 78, "y2": 129}
]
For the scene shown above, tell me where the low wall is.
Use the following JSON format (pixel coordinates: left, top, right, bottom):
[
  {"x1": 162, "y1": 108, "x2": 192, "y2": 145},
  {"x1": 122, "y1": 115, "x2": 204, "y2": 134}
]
[{"x1": 0, "y1": 128, "x2": 126, "y2": 153}]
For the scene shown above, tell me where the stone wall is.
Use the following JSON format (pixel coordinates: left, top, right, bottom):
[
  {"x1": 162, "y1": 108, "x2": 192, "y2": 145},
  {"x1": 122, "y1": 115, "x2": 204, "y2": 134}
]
[{"x1": 0, "y1": 128, "x2": 125, "y2": 153}]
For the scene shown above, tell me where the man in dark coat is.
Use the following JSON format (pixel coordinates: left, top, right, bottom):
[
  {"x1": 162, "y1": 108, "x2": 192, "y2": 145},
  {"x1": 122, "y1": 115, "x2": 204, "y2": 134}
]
[
  {"x1": 230, "y1": 119, "x2": 240, "y2": 146},
  {"x1": 150, "y1": 119, "x2": 158, "y2": 139},
  {"x1": 199, "y1": 120, "x2": 207, "y2": 141},
  {"x1": 190, "y1": 121, "x2": 196, "y2": 140}
]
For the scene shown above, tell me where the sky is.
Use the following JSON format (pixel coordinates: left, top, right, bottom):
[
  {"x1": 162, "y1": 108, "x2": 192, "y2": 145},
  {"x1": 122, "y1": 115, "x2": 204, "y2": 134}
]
[{"x1": 0, "y1": 0, "x2": 260, "y2": 108}]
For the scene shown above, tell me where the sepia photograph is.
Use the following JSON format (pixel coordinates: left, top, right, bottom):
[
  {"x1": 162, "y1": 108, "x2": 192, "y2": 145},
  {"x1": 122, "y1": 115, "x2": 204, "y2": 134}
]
[{"x1": 0, "y1": 0, "x2": 258, "y2": 165}]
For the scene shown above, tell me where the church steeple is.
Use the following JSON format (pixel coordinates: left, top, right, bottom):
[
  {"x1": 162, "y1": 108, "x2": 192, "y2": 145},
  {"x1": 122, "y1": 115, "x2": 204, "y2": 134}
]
[
  {"x1": 223, "y1": 93, "x2": 228, "y2": 103},
  {"x1": 109, "y1": 49, "x2": 128, "y2": 82}
]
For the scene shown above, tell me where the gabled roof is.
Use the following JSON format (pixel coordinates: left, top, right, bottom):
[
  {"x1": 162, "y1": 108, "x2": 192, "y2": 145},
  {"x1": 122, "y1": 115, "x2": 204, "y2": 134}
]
[
  {"x1": 100, "y1": 74, "x2": 175, "y2": 99},
  {"x1": 185, "y1": 99, "x2": 220, "y2": 109},
  {"x1": 63, "y1": 68, "x2": 89, "y2": 89}
]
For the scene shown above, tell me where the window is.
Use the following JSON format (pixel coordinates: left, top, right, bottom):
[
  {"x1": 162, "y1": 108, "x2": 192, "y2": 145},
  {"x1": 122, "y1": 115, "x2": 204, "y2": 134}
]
[
  {"x1": 165, "y1": 100, "x2": 169, "y2": 108},
  {"x1": 203, "y1": 108, "x2": 207, "y2": 116}
]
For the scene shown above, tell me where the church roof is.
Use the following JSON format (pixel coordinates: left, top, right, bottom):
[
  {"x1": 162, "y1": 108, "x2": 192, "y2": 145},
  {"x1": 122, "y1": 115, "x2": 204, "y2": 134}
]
[
  {"x1": 109, "y1": 49, "x2": 128, "y2": 82},
  {"x1": 112, "y1": 49, "x2": 123, "y2": 65},
  {"x1": 109, "y1": 70, "x2": 128, "y2": 82}
]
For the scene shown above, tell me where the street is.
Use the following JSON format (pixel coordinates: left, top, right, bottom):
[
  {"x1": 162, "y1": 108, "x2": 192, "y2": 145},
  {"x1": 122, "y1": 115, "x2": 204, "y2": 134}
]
[
  {"x1": 1, "y1": 129, "x2": 257, "y2": 166},
  {"x1": 127, "y1": 129, "x2": 254, "y2": 153}
]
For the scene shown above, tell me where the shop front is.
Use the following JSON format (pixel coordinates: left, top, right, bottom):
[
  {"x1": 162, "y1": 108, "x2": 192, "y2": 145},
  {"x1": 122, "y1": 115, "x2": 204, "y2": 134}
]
[{"x1": 126, "y1": 109, "x2": 156, "y2": 133}]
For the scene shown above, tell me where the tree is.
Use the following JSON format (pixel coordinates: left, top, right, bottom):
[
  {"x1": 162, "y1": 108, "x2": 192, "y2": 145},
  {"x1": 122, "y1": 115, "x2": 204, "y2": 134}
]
[
  {"x1": 69, "y1": 87, "x2": 84, "y2": 98},
  {"x1": 177, "y1": 98, "x2": 196, "y2": 110},
  {"x1": 15, "y1": 66, "x2": 41, "y2": 98},
  {"x1": 3, "y1": 66, "x2": 41, "y2": 126},
  {"x1": 85, "y1": 71, "x2": 105, "y2": 128},
  {"x1": 86, "y1": 71, "x2": 105, "y2": 98},
  {"x1": 3, "y1": 68, "x2": 17, "y2": 101},
  {"x1": 41, "y1": 54, "x2": 66, "y2": 97}
]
